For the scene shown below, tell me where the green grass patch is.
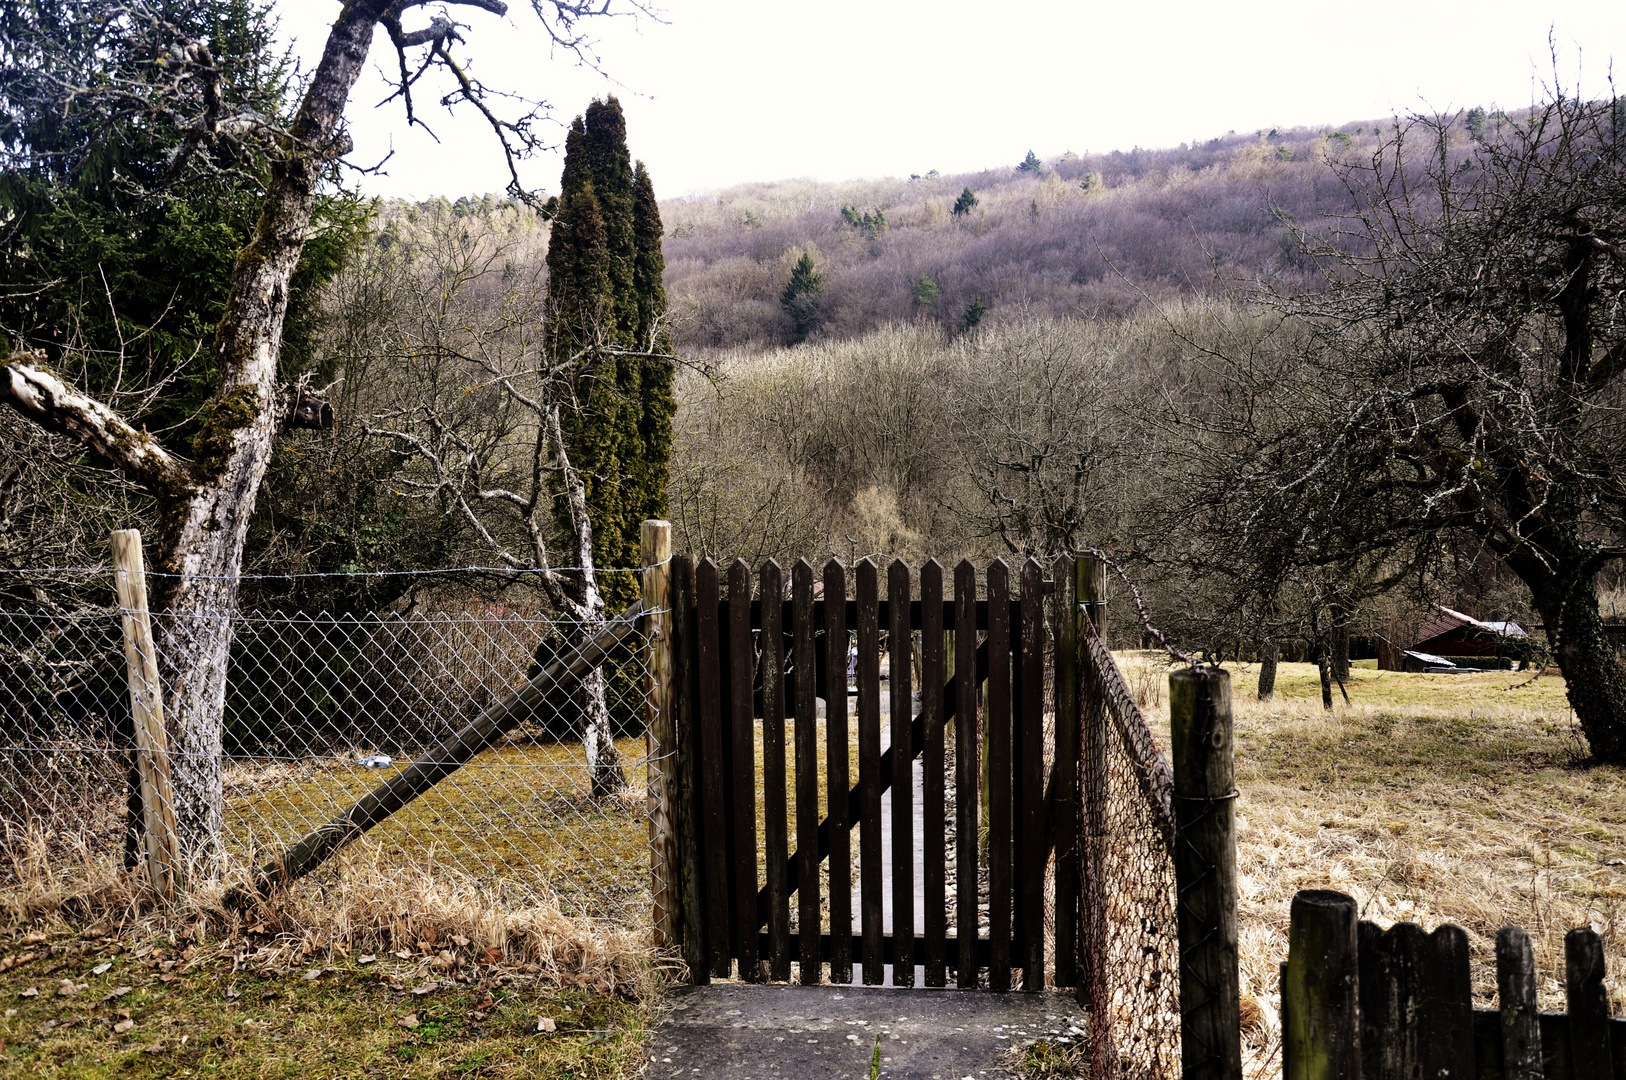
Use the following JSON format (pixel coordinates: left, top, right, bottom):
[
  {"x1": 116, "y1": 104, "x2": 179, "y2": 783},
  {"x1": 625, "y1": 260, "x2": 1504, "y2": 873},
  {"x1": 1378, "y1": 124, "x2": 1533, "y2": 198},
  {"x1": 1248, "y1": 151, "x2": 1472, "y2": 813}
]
[
  {"x1": 223, "y1": 739, "x2": 651, "y2": 917},
  {"x1": 0, "y1": 928, "x2": 649, "y2": 1079}
]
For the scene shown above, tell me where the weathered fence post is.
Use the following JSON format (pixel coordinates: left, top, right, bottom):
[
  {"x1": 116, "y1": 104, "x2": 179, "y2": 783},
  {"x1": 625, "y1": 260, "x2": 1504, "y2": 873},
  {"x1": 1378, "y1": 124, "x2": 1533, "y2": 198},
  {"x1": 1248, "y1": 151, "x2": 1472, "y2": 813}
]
[
  {"x1": 1170, "y1": 664, "x2": 1242, "y2": 1080},
  {"x1": 110, "y1": 529, "x2": 182, "y2": 900},
  {"x1": 1283, "y1": 889, "x2": 1360, "y2": 1080},
  {"x1": 1075, "y1": 555, "x2": 1109, "y2": 1047},
  {"x1": 670, "y1": 554, "x2": 707, "y2": 979},
  {"x1": 641, "y1": 520, "x2": 677, "y2": 947}
]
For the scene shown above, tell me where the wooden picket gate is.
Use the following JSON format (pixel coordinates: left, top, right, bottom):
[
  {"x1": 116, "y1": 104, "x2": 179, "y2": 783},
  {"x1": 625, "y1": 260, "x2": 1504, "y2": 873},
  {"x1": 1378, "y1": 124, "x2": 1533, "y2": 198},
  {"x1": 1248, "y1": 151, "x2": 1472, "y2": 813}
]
[{"x1": 662, "y1": 554, "x2": 1082, "y2": 990}]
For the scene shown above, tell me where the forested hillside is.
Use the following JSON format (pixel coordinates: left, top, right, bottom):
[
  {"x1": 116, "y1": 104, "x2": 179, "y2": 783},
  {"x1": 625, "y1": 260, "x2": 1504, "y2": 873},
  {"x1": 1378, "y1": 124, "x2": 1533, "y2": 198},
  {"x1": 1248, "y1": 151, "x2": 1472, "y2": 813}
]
[{"x1": 658, "y1": 114, "x2": 1489, "y2": 350}]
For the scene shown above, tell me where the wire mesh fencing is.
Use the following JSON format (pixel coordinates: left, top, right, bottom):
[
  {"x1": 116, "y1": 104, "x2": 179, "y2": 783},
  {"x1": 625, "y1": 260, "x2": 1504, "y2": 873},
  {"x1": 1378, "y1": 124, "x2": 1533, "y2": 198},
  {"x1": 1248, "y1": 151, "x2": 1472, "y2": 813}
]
[
  {"x1": 0, "y1": 599, "x2": 662, "y2": 923},
  {"x1": 1079, "y1": 616, "x2": 1181, "y2": 1079}
]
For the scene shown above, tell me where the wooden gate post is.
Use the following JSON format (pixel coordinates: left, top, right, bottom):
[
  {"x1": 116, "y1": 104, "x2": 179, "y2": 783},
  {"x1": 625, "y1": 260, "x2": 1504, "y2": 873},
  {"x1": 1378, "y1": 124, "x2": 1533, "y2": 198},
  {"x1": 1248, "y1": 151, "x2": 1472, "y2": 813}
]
[
  {"x1": 1076, "y1": 556, "x2": 1108, "y2": 1021},
  {"x1": 1170, "y1": 665, "x2": 1242, "y2": 1080},
  {"x1": 110, "y1": 529, "x2": 182, "y2": 900},
  {"x1": 640, "y1": 520, "x2": 677, "y2": 947}
]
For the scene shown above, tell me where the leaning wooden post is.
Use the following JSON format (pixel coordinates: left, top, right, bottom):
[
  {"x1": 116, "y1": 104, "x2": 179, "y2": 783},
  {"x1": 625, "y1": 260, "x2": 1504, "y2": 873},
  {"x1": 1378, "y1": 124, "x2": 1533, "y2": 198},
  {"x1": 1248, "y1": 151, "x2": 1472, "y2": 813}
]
[
  {"x1": 1170, "y1": 665, "x2": 1242, "y2": 1080},
  {"x1": 641, "y1": 520, "x2": 677, "y2": 948},
  {"x1": 110, "y1": 529, "x2": 182, "y2": 900},
  {"x1": 1282, "y1": 889, "x2": 1360, "y2": 1080}
]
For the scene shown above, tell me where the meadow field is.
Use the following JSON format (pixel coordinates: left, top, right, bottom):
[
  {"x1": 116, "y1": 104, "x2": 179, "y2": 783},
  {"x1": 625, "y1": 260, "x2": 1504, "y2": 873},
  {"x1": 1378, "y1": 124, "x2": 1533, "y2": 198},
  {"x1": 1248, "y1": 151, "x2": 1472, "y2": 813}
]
[{"x1": 1113, "y1": 656, "x2": 1620, "y2": 1073}]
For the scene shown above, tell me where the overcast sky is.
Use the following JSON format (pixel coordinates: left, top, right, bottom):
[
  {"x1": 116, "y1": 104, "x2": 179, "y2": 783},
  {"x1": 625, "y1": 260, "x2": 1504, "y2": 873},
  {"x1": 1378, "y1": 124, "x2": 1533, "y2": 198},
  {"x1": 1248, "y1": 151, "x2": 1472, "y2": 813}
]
[{"x1": 275, "y1": 0, "x2": 1626, "y2": 200}]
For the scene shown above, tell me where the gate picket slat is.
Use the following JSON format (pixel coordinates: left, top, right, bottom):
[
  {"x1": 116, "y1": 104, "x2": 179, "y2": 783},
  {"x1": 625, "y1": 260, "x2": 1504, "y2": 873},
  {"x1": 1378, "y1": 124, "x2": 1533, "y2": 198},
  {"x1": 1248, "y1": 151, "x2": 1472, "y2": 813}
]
[
  {"x1": 1019, "y1": 558, "x2": 1046, "y2": 991},
  {"x1": 857, "y1": 560, "x2": 884, "y2": 984},
  {"x1": 986, "y1": 559, "x2": 1013, "y2": 991},
  {"x1": 695, "y1": 559, "x2": 732, "y2": 979},
  {"x1": 760, "y1": 561, "x2": 790, "y2": 981},
  {"x1": 792, "y1": 561, "x2": 821, "y2": 984},
  {"x1": 955, "y1": 559, "x2": 981, "y2": 988},
  {"x1": 1050, "y1": 555, "x2": 1078, "y2": 989},
  {"x1": 1009, "y1": 584, "x2": 1025, "y2": 968},
  {"x1": 728, "y1": 560, "x2": 761, "y2": 982},
  {"x1": 824, "y1": 560, "x2": 853, "y2": 985},
  {"x1": 921, "y1": 560, "x2": 947, "y2": 987},
  {"x1": 889, "y1": 559, "x2": 916, "y2": 987},
  {"x1": 671, "y1": 555, "x2": 707, "y2": 982}
]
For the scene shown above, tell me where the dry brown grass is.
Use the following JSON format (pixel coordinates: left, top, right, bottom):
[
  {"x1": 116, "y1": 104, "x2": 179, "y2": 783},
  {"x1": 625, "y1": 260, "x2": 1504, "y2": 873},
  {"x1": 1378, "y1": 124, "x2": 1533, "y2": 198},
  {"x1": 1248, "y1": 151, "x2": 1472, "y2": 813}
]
[
  {"x1": 0, "y1": 828, "x2": 662, "y2": 1002},
  {"x1": 1115, "y1": 653, "x2": 1624, "y2": 1077}
]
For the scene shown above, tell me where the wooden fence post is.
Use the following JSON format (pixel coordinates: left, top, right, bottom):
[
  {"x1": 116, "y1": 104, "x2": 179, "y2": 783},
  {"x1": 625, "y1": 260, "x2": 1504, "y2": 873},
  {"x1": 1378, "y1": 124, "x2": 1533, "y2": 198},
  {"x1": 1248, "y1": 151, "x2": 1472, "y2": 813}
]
[
  {"x1": 1170, "y1": 664, "x2": 1242, "y2": 1080},
  {"x1": 641, "y1": 520, "x2": 677, "y2": 948},
  {"x1": 1283, "y1": 889, "x2": 1360, "y2": 1080},
  {"x1": 670, "y1": 554, "x2": 707, "y2": 980},
  {"x1": 1075, "y1": 554, "x2": 1110, "y2": 1065},
  {"x1": 110, "y1": 529, "x2": 182, "y2": 900}
]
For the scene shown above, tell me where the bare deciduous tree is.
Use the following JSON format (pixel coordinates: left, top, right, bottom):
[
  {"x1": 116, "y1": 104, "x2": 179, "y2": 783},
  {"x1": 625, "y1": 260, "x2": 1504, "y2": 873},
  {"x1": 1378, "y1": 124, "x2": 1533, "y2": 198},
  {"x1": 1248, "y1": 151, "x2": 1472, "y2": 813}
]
[
  {"x1": 1166, "y1": 91, "x2": 1626, "y2": 756},
  {"x1": 0, "y1": 0, "x2": 647, "y2": 861}
]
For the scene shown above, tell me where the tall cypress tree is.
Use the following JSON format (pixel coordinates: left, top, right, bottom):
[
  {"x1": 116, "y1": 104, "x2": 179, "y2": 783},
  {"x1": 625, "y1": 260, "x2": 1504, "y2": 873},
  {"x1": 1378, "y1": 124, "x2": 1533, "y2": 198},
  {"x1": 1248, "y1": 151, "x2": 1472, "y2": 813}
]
[
  {"x1": 546, "y1": 98, "x2": 673, "y2": 610},
  {"x1": 631, "y1": 160, "x2": 674, "y2": 534}
]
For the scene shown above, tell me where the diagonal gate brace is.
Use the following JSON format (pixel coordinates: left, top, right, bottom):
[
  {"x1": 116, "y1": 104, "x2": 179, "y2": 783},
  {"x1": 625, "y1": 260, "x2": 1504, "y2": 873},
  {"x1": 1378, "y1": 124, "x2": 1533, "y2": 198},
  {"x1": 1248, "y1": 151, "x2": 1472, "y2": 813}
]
[{"x1": 756, "y1": 636, "x2": 991, "y2": 928}]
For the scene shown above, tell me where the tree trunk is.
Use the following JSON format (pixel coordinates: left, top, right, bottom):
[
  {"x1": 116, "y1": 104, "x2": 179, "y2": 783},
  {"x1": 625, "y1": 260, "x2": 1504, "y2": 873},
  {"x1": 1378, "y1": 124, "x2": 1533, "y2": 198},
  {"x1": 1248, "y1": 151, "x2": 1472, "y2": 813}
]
[
  {"x1": 0, "y1": 3, "x2": 392, "y2": 867},
  {"x1": 1330, "y1": 615, "x2": 1350, "y2": 681},
  {"x1": 148, "y1": 4, "x2": 390, "y2": 864},
  {"x1": 1545, "y1": 580, "x2": 1626, "y2": 763},
  {"x1": 549, "y1": 406, "x2": 627, "y2": 798},
  {"x1": 1317, "y1": 645, "x2": 1334, "y2": 712},
  {"x1": 1258, "y1": 639, "x2": 1279, "y2": 701}
]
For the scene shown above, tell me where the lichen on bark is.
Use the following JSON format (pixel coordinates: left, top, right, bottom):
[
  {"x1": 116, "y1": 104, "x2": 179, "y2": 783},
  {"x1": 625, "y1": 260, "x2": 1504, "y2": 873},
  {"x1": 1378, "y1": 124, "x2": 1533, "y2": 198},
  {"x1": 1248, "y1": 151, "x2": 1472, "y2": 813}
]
[{"x1": 190, "y1": 384, "x2": 263, "y2": 481}]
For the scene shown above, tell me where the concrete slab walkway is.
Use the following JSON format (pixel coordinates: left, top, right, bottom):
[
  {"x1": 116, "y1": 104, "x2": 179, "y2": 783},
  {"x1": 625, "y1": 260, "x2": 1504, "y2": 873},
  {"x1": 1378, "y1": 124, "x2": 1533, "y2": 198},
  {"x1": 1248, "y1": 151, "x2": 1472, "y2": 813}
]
[{"x1": 650, "y1": 983, "x2": 1087, "y2": 1080}]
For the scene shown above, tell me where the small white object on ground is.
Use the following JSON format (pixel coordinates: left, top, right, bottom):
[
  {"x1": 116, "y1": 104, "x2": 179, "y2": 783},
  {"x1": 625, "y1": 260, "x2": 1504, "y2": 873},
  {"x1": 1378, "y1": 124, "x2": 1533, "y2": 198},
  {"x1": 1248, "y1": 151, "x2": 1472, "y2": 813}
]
[
  {"x1": 358, "y1": 754, "x2": 392, "y2": 768},
  {"x1": 536, "y1": 1016, "x2": 556, "y2": 1032}
]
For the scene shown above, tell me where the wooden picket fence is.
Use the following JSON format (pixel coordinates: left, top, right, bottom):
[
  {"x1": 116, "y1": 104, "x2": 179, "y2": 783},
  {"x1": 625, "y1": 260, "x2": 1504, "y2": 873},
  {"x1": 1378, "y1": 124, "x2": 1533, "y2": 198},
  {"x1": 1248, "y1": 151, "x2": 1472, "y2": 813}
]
[{"x1": 1284, "y1": 889, "x2": 1624, "y2": 1080}]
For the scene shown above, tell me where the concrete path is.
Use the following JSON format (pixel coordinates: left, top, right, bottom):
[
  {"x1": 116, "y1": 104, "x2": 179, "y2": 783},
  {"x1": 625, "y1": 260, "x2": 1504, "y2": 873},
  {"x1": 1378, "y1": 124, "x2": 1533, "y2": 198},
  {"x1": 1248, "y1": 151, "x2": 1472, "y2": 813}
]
[{"x1": 651, "y1": 983, "x2": 1088, "y2": 1080}]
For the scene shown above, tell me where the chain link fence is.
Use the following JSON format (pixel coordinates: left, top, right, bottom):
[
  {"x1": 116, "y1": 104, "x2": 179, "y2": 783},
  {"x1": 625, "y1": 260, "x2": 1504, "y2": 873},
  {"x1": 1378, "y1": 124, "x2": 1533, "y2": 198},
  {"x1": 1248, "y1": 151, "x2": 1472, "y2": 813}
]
[
  {"x1": 0, "y1": 590, "x2": 660, "y2": 923},
  {"x1": 1079, "y1": 621, "x2": 1181, "y2": 1078}
]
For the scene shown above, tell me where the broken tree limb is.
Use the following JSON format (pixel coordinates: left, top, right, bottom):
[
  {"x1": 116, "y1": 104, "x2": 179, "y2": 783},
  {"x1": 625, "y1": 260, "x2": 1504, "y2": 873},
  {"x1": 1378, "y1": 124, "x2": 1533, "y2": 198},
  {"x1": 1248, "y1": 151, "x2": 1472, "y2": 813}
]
[
  {"x1": 231, "y1": 600, "x2": 645, "y2": 903},
  {"x1": 2, "y1": 355, "x2": 189, "y2": 494}
]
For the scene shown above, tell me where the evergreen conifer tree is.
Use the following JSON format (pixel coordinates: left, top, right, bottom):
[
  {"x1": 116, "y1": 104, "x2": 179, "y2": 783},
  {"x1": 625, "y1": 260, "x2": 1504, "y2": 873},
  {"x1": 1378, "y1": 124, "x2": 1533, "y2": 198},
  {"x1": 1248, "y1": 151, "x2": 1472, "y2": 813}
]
[
  {"x1": 630, "y1": 160, "x2": 675, "y2": 543},
  {"x1": 952, "y1": 187, "x2": 978, "y2": 216},
  {"x1": 780, "y1": 251, "x2": 824, "y2": 343},
  {"x1": 1466, "y1": 106, "x2": 1488, "y2": 141},
  {"x1": 546, "y1": 97, "x2": 674, "y2": 609}
]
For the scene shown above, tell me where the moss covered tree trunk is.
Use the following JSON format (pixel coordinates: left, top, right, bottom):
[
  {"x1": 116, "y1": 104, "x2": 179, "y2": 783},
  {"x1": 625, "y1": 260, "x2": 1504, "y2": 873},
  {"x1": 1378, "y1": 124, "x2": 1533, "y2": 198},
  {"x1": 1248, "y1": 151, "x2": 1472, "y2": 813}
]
[
  {"x1": 1, "y1": 1, "x2": 392, "y2": 866},
  {"x1": 155, "y1": 3, "x2": 390, "y2": 863}
]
